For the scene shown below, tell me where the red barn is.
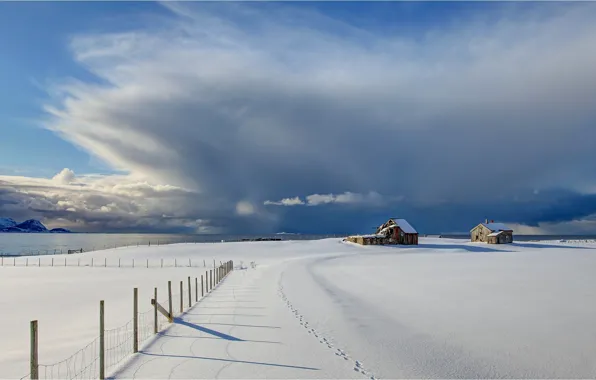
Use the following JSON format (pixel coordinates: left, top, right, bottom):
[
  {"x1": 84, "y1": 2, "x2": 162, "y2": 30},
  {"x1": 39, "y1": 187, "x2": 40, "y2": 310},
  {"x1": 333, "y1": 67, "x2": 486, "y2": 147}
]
[{"x1": 376, "y1": 218, "x2": 419, "y2": 245}]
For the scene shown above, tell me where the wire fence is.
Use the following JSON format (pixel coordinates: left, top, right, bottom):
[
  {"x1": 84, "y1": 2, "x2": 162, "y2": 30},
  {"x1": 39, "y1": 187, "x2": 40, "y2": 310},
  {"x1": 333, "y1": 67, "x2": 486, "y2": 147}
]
[
  {"x1": 0, "y1": 256, "x2": 220, "y2": 269},
  {"x1": 19, "y1": 261, "x2": 234, "y2": 380},
  {"x1": 0, "y1": 241, "x2": 198, "y2": 258},
  {"x1": 39, "y1": 338, "x2": 99, "y2": 380}
]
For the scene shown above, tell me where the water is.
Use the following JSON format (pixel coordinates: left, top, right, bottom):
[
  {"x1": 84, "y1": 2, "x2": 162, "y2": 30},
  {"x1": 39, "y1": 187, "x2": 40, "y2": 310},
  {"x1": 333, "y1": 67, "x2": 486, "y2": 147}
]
[{"x1": 0, "y1": 233, "x2": 343, "y2": 256}]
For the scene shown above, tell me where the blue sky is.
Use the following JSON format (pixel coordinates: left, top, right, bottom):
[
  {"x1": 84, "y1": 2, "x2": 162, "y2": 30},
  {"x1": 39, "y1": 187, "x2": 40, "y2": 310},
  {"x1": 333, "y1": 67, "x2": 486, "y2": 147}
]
[
  {"x1": 1, "y1": 1, "x2": 596, "y2": 234},
  {"x1": 0, "y1": 2, "x2": 165, "y2": 176}
]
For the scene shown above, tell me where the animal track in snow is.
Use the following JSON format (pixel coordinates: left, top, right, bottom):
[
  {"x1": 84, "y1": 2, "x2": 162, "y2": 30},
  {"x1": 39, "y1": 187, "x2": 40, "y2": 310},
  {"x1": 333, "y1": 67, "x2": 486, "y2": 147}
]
[{"x1": 277, "y1": 282, "x2": 377, "y2": 379}]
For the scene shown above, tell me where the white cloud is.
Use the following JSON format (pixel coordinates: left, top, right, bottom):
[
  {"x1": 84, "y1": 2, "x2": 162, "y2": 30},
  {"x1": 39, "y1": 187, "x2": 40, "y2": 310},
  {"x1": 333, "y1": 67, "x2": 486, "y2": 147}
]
[
  {"x1": 265, "y1": 191, "x2": 384, "y2": 206},
  {"x1": 264, "y1": 197, "x2": 305, "y2": 206},
  {"x1": 0, "y1": 169, "x2": 226, "y2": 233},
  {"x1": 52, "y1": 168, "x2": 76, "y2": 184}
]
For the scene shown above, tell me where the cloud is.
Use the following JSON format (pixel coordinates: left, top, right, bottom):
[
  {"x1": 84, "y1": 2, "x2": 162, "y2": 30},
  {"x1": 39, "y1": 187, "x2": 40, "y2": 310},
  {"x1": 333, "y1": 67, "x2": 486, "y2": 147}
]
[
  {"x1": 0, "y1": 168, "x2": 276, "y2": 233},
  {"x1": 52, "y1": 168, "x2": 76, "y2": 184},
  {"x1": 235, "y1": 201, "x2": 256, "y2": 216},
  {"x1": 264, "y1": 197, "x2": 305, "y2": 206},
  {"x1": 4, "y1": 2, "x2": 596, "y2": 233},
  {"x1": 264, "y1": 191, "x2": 384, "y2": 206}
]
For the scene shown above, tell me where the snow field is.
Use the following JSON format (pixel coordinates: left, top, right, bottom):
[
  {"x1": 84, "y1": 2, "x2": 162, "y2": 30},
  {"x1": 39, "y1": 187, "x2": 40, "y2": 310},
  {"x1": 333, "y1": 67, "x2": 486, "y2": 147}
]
[{"x1": 3, "y1": 238, "x2": 596, "y2": 379}]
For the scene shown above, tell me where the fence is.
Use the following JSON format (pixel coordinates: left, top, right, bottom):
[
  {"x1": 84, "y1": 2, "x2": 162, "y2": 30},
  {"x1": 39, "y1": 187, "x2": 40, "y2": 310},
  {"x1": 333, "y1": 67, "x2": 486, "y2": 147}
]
[
  {"x1": 1, "y1": 257, "x2": 223, "y2": 269},
  {"x1": 0, "y1": 240, "x2": 197, "y2": 257},
  {"x1": 19, "y1": 260, "x2": 234, "y2": 380}
]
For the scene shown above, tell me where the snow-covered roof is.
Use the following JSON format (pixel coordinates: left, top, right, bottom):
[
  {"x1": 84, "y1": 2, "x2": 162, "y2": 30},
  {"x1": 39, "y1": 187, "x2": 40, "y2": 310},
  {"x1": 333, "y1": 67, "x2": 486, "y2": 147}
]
[
  {"x1": 351, "y1": 234, "x2": 385, "y2": 238},
  {"x1": 482, "y1": 222, "x2": 512, "y2": 232},
  {"x1": 488, "y1": 231, "x2": 504, "y2": 237},
  {"x1": 389, "y1": 219, "x2": 418, "y2": 234}
]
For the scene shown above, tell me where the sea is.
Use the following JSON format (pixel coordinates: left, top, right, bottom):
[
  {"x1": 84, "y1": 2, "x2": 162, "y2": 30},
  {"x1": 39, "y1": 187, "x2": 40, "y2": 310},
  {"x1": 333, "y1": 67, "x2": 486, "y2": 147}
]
[
  {"x1": 0, "y1": 233, "x2": 343, "y2": 256},
  {"x1": 1, "y1": 233, "x2": 595, "y2": 257}
]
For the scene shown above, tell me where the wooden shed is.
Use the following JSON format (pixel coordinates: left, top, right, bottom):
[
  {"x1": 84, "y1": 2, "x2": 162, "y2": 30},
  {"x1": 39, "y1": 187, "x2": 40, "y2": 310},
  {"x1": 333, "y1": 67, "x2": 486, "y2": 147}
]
[
  {"x1": 345, "y1": 234, "x2": 385, "y2": 245},
  {"x1": 471, "y1": 219, "x2": 513, "y2": 244},
  {"x1": 376, "y1": 218, "x2": 419, "y2": 245}
]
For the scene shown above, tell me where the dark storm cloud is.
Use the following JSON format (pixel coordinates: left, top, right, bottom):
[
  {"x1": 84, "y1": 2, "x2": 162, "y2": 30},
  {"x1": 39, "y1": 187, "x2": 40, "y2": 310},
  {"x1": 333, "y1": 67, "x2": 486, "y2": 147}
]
[{"x1": 3, "y1": 2, "x2": 596, "y2": 233}]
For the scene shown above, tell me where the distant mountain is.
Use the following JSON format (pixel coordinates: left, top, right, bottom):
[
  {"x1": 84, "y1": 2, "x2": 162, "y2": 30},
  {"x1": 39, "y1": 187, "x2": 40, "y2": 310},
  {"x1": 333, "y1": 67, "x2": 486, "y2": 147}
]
[
  {"x1": 49, "y1": 228, "x2": 71, "y2": 233},
  {"x1": 0, "y1": 217, "x2": 17, "y2": 229},
  {"x1": 0, "y1": 218, "x2": 71, "y2": 233},
  {"x1": 16, "y1": 219, "x2": 48, "y2": 232}
]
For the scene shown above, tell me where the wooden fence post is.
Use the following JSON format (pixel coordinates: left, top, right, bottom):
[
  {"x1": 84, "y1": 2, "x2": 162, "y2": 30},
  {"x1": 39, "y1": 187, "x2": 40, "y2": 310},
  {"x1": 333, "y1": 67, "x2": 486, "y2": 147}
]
[
  {"x1": 104, "y1": 258, "x2": 107, "y2": 267},
  {"x1": 189, "y1": 258, "x2": 191, "y2": 268},
  {"x1": 99, "y1": 300, "x2": 105, "y2": 380},
  {"x1": 30, "y1": 320, "x2": 38, "y2": 380},
  {"x1": 209, "y1": 270, "x2": 212, "y2": 290},
  {"x1": 179, "y1": 281, "x2": 183, "y2": 313},
  {"x1": 195, "y1": 277, "x2": 198, "y2": 302},
  {"x1": 91, "y1": 258, "x2": 93, "y2": 267},
  {"x1": 154, "y1": 287, "x2": 158, "y2": 333},
  {"x1": 147, "y1": 259, "x2": 149, "y2": 268},
  {"x1": 201, "y1": 275, "x2": 204, "y2": 297},
  {"x1": 168, "y1": 281, "x2": 173, "y2": 320},
  {"x1": 161, "y1": 259, "x2": 163, "y2": 268},
  {"x1": 133, "y1": 288, "x2": 138, "y2": 353},
  {"x1": 187, "y1": 277, "x2": 191, "y2": 308}
]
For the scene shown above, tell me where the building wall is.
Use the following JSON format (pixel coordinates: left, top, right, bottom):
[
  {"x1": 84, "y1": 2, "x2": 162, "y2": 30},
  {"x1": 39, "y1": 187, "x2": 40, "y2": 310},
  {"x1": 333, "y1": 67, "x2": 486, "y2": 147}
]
[
  {"x1": 471, "y1": 224, "x2": 491, "y2": 242},
  {"x1": 496, "y1": 231, "x2": 513, "y2": 244}
]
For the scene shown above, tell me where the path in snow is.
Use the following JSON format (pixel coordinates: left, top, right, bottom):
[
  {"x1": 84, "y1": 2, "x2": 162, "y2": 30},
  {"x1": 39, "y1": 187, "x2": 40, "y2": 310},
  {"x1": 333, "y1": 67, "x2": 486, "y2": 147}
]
[{"x1": 111, "y1": 261, "x2": 365, "y2": 379}]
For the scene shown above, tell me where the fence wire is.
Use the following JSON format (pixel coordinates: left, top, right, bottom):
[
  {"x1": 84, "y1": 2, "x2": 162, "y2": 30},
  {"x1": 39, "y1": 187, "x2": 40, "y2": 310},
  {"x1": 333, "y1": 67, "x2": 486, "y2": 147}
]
[
  {"x1": 38, "y1": 337, "x2": 99, "y2": 380},
  {"x1": 2, "y1": 257, "x2": 219, "y2": 269}
]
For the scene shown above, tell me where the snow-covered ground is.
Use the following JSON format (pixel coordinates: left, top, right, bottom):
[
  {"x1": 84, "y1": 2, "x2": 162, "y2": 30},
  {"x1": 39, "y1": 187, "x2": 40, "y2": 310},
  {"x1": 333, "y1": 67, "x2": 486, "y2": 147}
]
[{"x1": 2, "y1": 238, "x2": 596, "y2": 378}]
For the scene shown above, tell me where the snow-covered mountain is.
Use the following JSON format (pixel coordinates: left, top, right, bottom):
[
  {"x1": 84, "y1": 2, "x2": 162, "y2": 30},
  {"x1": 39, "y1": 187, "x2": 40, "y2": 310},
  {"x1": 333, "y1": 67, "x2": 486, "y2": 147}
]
[
  {"x1": 0, "y1": 217, "x2": 17, "y2": 229},
  {"x1": 0, "y1": 218, "x2": 71, "y2": 233},
  {"x1": 16, "y1": 219, "x2": 48, "y2": 232}
]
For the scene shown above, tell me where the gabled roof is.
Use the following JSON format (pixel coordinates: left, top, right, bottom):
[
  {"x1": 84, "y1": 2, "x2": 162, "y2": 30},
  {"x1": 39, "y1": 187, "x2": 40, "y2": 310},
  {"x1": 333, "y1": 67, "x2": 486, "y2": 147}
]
[
  {"x1": 389, "y1": 218, "x2": 418, "y2": 234},
  {"x1": 488, "y1": 231, "x2": 504, "y2": 237},
  {"x1": 471, "y1": 222, "x2": 512, "y2": 232}
]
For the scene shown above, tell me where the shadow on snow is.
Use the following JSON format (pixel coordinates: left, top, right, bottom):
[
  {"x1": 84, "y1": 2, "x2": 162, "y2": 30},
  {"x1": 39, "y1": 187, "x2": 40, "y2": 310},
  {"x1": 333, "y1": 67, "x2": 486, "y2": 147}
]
[{"x1": 135, "y1": 352, "x2": 319, "y2": 371}]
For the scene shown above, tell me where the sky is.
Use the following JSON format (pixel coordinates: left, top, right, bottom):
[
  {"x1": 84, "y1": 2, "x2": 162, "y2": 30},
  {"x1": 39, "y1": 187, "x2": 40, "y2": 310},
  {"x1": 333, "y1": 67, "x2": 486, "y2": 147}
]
[{"x1": 1, "y1": 1, "x2": 596, "y2": 235}]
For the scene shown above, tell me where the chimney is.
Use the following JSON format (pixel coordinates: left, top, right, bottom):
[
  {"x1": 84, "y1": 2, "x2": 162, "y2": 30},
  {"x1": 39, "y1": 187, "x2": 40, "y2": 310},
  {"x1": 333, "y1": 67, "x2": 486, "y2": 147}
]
[
  {"x1": 485, "y1": 218, "x2": 489, "y2": 224},
  {"x1": 491, "y1": 219, "x2": 494, "y2": 223}
]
